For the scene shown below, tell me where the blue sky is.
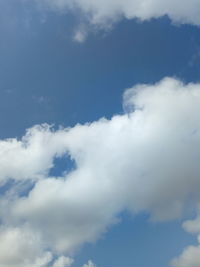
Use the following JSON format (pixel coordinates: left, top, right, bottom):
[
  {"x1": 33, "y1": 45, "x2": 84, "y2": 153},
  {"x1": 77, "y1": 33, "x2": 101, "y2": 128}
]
[
  {"x1": 1, "y1": 1, "x2": 200, "y2": 267},
  {"x1": 2, "y1": 1, "x2": 200, "y2": 139}
]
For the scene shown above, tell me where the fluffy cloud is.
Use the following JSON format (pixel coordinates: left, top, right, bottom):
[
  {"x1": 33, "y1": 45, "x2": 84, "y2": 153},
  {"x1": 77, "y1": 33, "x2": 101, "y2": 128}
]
[
  {"x1": 172, "y1": 245, "x2": 200, "y2": 267},
  {"x1": 0, "y1": 226, "x2": 52, "y2": 267},
  {"x1": 38, "y1": 0, "x2": 200, "y2": 27},
  {"x1": 0, "y1": 225, "x2": 73, "y2": 267},
  {"x1": 2, "y1": 78, "x2": 200, "y2": 265},
  {"x1": 183, "y1": 214, "x2": 200, "y2": 235},
  {"x1": 0, "y1": 125, "x2": 69, "y2": 183},
  {"x1": 171, "y1": 214, "x2": 200, "y2": 267}
]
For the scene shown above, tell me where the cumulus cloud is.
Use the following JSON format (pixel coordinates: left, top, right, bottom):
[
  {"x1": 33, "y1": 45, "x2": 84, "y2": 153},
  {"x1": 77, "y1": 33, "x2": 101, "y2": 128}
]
[
  {"x1": 2, "y1": 77, "x2": 200, "y2": 265},
  {"x1": 171, "y1": 214, "x2": 200, "y2": 267},
  {"x1": 0, "y1": 226, "x2": 52, "y2": 267},
  {"x1": 0, "y1": 225, "x2": 73, "y2": 267},
  {"x1": 0, "y1": 124, "x2": 69, "y2": 183},
  {"x1": 38, "y1": 0, "x2": 200, "y2": 28},
  {"x1": 172, "y1": 245, "x2": 200, "y2": 267},
  {"x1": 183, "y1": 214, "x2": 200, "y2": 235}
]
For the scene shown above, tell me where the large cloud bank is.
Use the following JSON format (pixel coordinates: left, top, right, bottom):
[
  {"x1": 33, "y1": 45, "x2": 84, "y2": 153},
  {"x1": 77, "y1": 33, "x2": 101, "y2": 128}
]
[
  {"x1": 1, "y1": 77, "x2": 200, "y2": 265},
  {"x1": 38, "y1": 0, "x2": 200, "y2": 27}
]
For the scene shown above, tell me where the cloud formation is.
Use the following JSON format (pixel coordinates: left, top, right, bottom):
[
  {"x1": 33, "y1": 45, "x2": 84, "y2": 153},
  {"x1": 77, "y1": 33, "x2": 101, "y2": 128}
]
[
  {"x1": 1, "y1": 77, "x2": 200, "y2": 265},
  {"x1": 0, "y1": 226, "x2": 52, "y2": 267},
  {"x1": 172, "y1": 245, "x2": 200, "y2": 267},
  {"x1": 82, "y1": 261, "x2": 96, "y2": 267},
  {"x1": 171, "y1": 214, "x2": 200, "y2": 267},
  {"x1": 52, "y1": 256, "x2": 74, "y2": 267},
  {"x1": 38, "y1": 0, "x2": 200, "y2": 27}
]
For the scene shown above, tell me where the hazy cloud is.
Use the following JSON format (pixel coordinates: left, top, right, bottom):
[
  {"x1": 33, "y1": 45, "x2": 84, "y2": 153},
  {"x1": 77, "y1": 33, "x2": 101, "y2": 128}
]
[{"x1": 82, "y1": 260, "x2": 96, "y2": 267}]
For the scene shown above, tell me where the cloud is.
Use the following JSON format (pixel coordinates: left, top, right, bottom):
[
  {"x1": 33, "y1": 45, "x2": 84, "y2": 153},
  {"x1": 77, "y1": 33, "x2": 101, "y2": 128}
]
[
  {"x1": 172, "y1": 245, "x2": 200, "y2": 267},
  {"x1": 0, "y1": 225, "x2": 73, "y2": 267},
  {"x1": 171, "y1": 215, "x2": 200, "y2": 267},
  {"x1": 37, "y1": 0, "x2": 200, "y2": 28},
  {"x1": 183, "y1": 214, "x2": 200, "y2": 235},
  {"x1": 82, "y1": 260, "x2": 96, "y2": 267},
  {"x1": 73, "y1": 27, "x2": 88, "y2": 43},
  {"x1": 52, "y1": 256, "x2": 74, "y2": 267},
  {"x1": 0, "y1": 124, "x2": 69, "y2": 183},
  {"x1": 0, "y1": 226, "x2": 52, "y2": 267},
  {"x1": 2, "y1": 77, "x2": 200, "y2": 265}
]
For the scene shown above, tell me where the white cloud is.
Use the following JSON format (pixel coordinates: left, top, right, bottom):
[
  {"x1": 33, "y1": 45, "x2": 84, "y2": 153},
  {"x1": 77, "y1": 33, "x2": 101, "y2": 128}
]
[
  {"x1": 52, "y1": 256, "x2": 74, "y2": 267},
  {"x1": 172, "y1": 214, "x2": 200, "y2": 267},
  {"x1": 82, "y1": 260, "x2": 96, "y2": 267},
  {"x1": 0, "y1": 124, "x2": 70, "y2": 183},
  {"x1": 0, "y1": 225, "x2": 74, "y2": 267},
  {"x1": 172, "y1": 245, "x2": 200, "y2": 267},
  {"x1": 0, "y1": 226, "x2": 52, "y2": 267},
  {"x1": 38, "y1": 0, "x2": 200, "y2": 27},
  {"x1": 2, "y1": 78, "x2": 200, "y2": 264},
  {"x1": 183, "y1": 214, "x2": 200, "y2": 235}
]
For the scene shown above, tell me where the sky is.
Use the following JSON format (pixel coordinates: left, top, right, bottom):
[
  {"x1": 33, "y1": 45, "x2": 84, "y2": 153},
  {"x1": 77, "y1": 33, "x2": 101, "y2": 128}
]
[{"x1": 1, "y1": 0, "x2": 200, "y2": 267}]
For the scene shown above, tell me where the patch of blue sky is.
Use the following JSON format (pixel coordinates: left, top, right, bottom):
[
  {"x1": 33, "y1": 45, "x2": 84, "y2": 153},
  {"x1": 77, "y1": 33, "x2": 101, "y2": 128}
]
[
  {"x1": 72, "y1": 212, "x2": 197, "y2": 267},
  {"x1": 1, "y1": 6, "x2": 200, "y2": 139},
  {"x1": 49, "y1": 154, "x2": 76, "y2": 177}
]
